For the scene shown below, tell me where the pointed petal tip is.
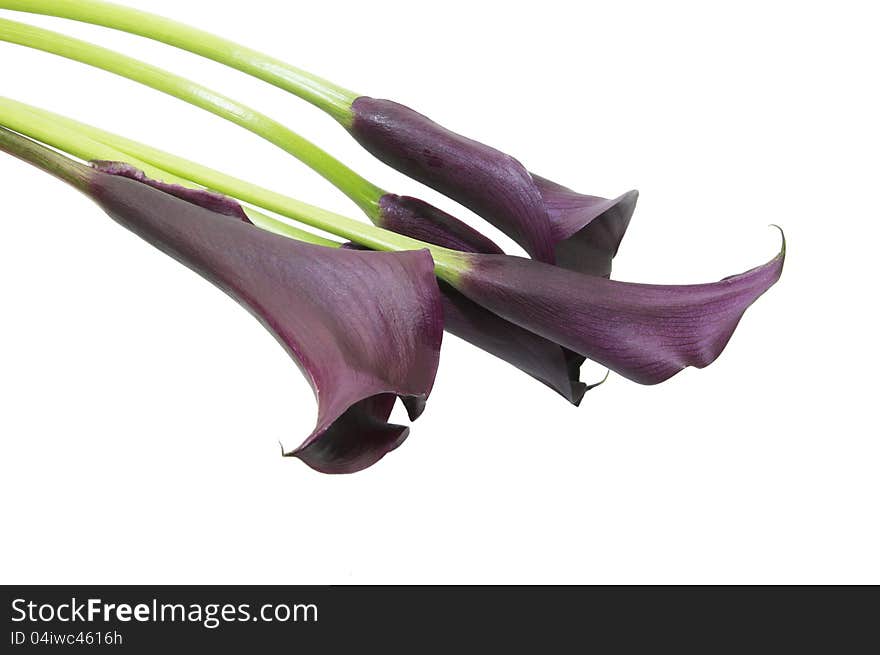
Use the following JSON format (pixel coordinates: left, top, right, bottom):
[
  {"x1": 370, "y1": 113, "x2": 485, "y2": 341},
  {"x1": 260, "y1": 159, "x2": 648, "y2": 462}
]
[
  {"x1": 564, "y1": 351, "x2": 588, "y2": 406},
  {"x1": 618, "y1": 189, "x2": 640, "y2": 220},
  {"x1": 569, "y1": 369, "x2": 611, "y2": 407},
  {"x1": 290, "y1": 423, "x2": 411, "y2": 475},
  {"x1": 603, "y1": 188, "x2": 639, "y2": 259},
  {"x1": 588, "y1": 369, "x2": 612, "y2": 392},
  {"x1": 722, "y1": 226, "x2": 786, "y2": 284},
  {"x1": 401, "y1": 394, "x2": 428, "y2": 421},
  {"x1": 568, "y1": 384, "x2": 587, "y2": 407},
  {"x1": 769, "y1": 224, "x2": 786, "y2": 260},
  {"x1": 286, "y1": 393, "x2": 426, "y2": 474},
  {"x1": 647, "y1": 236, "x2": 786, "y2": 385}
]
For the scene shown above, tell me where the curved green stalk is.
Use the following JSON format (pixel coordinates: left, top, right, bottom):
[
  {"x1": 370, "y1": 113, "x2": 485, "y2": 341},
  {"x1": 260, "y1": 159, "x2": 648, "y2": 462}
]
[
  {"x1": 0, "y1": 17, "x2": 382, "y2": 215},
  {"x1": 13, "y1": 99, "x2": 355, "y2": 237},
  {"x1": 0, "y1": 0, "x2": 358, "y2": 124},
  {"x1": 0, "y1": 100, "x2": 470, "y2": 281},
  {"x1": 242, "y1": 213, "x2": 340, "y2": 248},
  {"x1": 0, "y1": 124, "x2": 91, "y2": 191},
  {"x1": 0, "y1": 101, "x2": 337, "y2": 247}
]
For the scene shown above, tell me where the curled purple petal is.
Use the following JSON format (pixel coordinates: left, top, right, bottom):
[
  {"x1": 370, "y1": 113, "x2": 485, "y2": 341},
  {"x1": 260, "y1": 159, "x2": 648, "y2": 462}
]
[
  {"x1": 91, "y1": 160, "x2": 250, "y2": 222},
  {"x1": 440, "y1": 283, "x2": 590, "y2": 405},
  {"x1": 456, "y1": 237, "x2": 785, "y2": 385},
  {"x1": 378, "y1": 193, "x2": 504, "y2": 254},
  {"x1": 75, "y1": 163, "x2": 443, "y2": 474},
  {"x1": 532, "y1": 176, "x2": 639, "y2": 277},
  {"x1": 350, "y1": 97, "x2": 638, "y2": 274},
  {"x1": 292, "y1": 394, "x2": 409, "y2": 472}
]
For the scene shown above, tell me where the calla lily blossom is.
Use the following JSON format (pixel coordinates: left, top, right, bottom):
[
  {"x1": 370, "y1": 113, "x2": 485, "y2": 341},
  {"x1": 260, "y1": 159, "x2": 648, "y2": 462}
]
[
  {"x1": 351, "y1": 98, "x2": 639, "y2": 275},
  {"x1": 454, "y1": 246, "x2": 784, "y2": 385},
  {"x1": 0, "y1": 0, "x2": 636, "y2": 275},
  {"x1": 0, "y1": 127, "x2": 444, "y2": 474}
]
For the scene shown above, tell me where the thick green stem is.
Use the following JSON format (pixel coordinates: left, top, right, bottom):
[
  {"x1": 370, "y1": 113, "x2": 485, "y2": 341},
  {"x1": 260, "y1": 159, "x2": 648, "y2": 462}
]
[
  {"x1": 0, "y1": 0, "x2": 358, "y2": 124},
  {"x1": 0, "y1": 17, "x2": 383, "y2": 215},
  {"x1": 241, "y1": 211, "x2": 340, "y2": 248},
  {"x1": 0, "y1": 100, "x2": 470, "y2": 281},
  {"x1": 0, "y1": 125, "x2": 92, "y2": 191},
  {"x1": 0, "y1": 101, "x2": 339, "y2": 247}
]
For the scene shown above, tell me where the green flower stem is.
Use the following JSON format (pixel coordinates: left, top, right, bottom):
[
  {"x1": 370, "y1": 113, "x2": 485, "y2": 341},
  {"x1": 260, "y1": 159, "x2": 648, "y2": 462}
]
[
  {"x1": 0, "y1": 0, "x2": 358, "y2": 124},
  {"x1": 242, "y1": 213, "x2": 340, "y2": 248},
  {"x1": 0, "y1": 124, "x2": 92, "y2": 191},
  {"x1": 0, "y1": 100, "x2": 338, "y2": 247},
  {"x1": 0, "y1": 122, "x2": 336, "y2": 251},
  {"x1": 0, "y1": 17, "x2": 382, "y2": 216},
  {"x1": 0, "y1": 100, "x2": 470, "y2": 282}
]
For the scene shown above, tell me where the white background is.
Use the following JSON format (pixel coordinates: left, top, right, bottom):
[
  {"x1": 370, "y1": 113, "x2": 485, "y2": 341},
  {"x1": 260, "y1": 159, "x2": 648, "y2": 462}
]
[{"x1": 0, "y1": 0, "x2": 877, "y2": 584}]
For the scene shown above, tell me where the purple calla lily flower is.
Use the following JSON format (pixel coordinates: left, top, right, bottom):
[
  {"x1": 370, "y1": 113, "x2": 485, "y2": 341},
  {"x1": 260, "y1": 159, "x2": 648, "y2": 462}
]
[
  {"x1": 350, "y1": 97, "x2": 638, "y2": 276},
  {"x1": 0, "y1": 128, "x2": 444, "y2": 474},
  {"x1": 92, "y1": 169, "x2": 444, "y2": 474},
  {"x1": 451, "y1": 241, "x2": 785, "y2": 385}
]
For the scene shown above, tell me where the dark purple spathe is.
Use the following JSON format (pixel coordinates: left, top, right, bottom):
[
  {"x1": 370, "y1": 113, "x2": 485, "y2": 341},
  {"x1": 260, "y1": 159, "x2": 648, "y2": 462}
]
[
  {"x1": 377, "y1": 194, "x2": 504, "y2": 255},
  {"x1": 532, "y1": 176, "x2": 639, "y2": 277},
  {"x1": 455, "y1": 239, "x2": 785, "y2": 385},
  {"x1": 350, "y1": 97, "x2": 638, "y2": 275},
  {"x1": 439, "y1": 283, "x2": 595, "y2": 405},
  {"x1": 80, "y1": 163, "x2": 444, "y2": 474}
]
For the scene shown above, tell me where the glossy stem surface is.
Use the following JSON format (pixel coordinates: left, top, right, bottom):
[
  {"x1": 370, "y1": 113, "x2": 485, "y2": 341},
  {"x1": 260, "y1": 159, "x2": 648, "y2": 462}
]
[
  {"x1": 0, "y1": 100, "x2": 338, "y2": 246},
  {"x1": 0, "y1": 17, "x2": 382, "y2": 214},
  {"x1": 0, "y1": 0, "x2": 358, "y2": 123}
]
